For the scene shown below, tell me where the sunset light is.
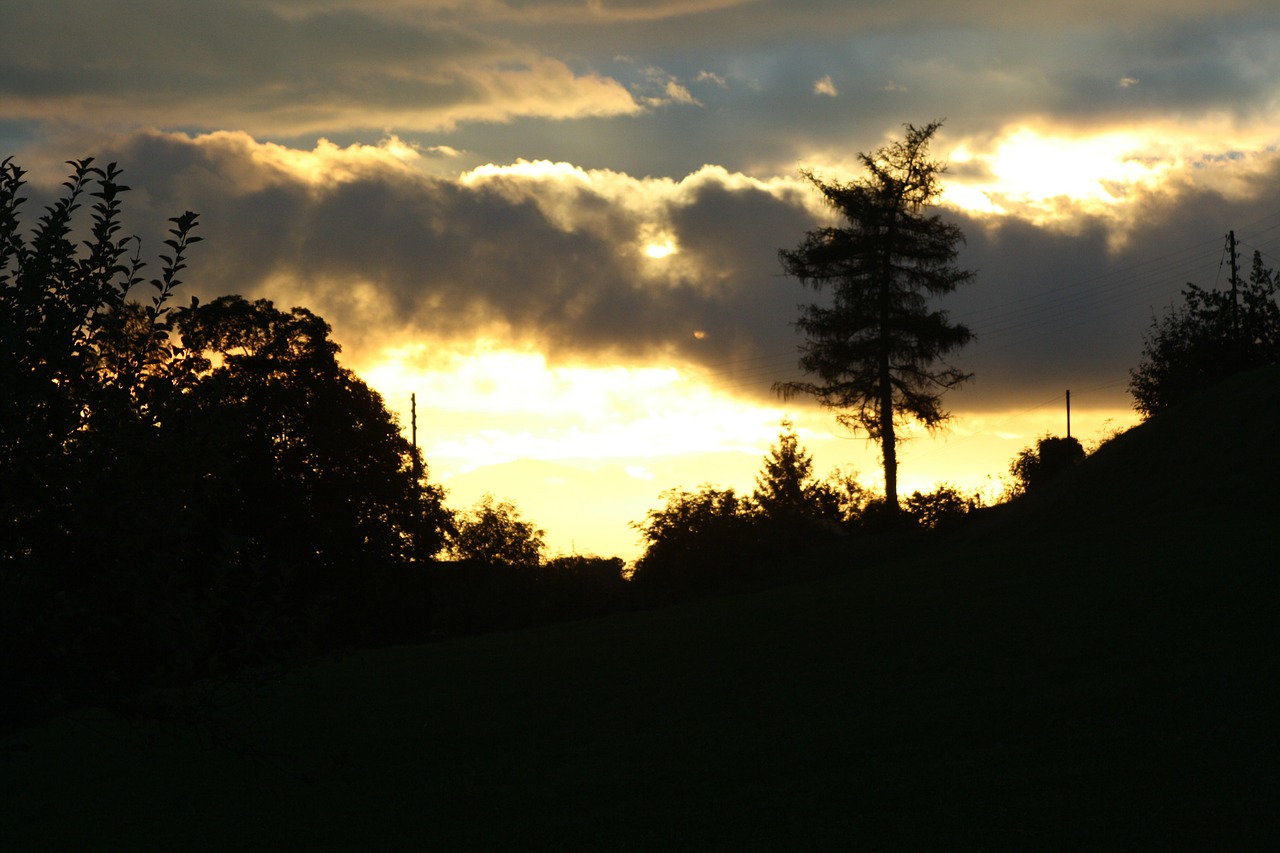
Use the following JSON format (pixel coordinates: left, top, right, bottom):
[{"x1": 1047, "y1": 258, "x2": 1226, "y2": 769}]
[
  {"x1": 10, "y1": 3, "x2": 1279, "y2": 840},
  {"x1": 5, "y1": 0, "x2": 1279, "y2": 559},
  {"x1": 643, "y1": 238, "x2": 678, "y2": 259},
  {"x1": 361, "y1": 344, "x2": 787, "y2": 472}
]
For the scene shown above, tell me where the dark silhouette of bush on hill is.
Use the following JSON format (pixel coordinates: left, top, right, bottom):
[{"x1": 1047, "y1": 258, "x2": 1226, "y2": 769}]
[
  {"x1": 903, "y1": 482, "x2": 981, "y2": 531},
  {"x1": 1006, "y1": 434, "x2": 1086, "y2": 497}
]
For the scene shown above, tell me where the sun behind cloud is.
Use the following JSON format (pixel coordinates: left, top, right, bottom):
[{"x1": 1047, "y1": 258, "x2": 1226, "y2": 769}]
[{"x1": 934, "y1": 121, "x2": 1279, "y2": 233}]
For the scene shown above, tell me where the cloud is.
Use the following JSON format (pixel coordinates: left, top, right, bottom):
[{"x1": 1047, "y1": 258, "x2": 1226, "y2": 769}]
[
  {"x1": 813, "y1": 76, "x2": 839, "y2": 97},
  {"x1": 68, "y1": 131, "x2": 813, "y2": 366},
  {"x1": 617, "y1": 62, "x2": 705, "y2": 108},
  {"x1": 21, "y1": 127, "x2": 1280, "y2": 416},
  {"x1": 662, "y1": 80, "x2": 702, "y2": 106},
  {"x1": 0, "y1": 1, "x2": 640, "y2": 136},
  {"x1": 5, "y1": 1, "x2": 1278, "y2": 193},
  {"x1": 377, "y1": 0, "x2": 760, "y2": 25}
]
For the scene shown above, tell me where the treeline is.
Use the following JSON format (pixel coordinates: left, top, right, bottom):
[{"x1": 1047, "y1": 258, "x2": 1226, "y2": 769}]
[
  {"x1": 0, "y1": 158, "x2": 983, "y2": 731},
  {"x1": 0, "y1": 159, "x2": 456, "y2": 729},
  {"x1": 629, "y1": 420, "x2": 983, "y2": 599},
  {"x1": 6, "y1": 154, "x2": 1278, "y2": 733},
  {"x1": 0, "y1": 160, "x2": 639, "y2": 731}
]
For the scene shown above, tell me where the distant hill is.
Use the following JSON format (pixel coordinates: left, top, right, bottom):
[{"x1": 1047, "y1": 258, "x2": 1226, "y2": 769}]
[{"x1": 4, "y1": 366, "x2": 1278, "y2": 850}]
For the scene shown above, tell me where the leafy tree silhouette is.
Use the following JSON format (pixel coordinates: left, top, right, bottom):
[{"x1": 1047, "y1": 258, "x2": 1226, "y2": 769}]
[
  {"x1": 1007, "y1": 435, "x2": 1086, "y2": 496},
  {"x1": 171, "y1": 295, "x2": 451, "y2": 568},
  {"x1": 1, "y1": 158, "x2": 451, "y2": 727},
  {"x1": 630, "y1": 484, "x2": 755, "y2": 595},
  {"x1": 1129, "y1": 251, "x2": 1280, "y2": 417},
  {"x1": 1, "y1": 158, "x2": 198, "y2": 569},
  {"x1": 903, "y1": 483, "x2": 981, "y2": 531},
  {"x1": 449, "y1": 494, "x2": 545, "y2": 567}
]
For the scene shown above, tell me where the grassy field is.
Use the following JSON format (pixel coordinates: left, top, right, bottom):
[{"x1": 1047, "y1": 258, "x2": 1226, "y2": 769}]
[{"x1": 4, "y1": 368, "x2": 1279, "y2": 850}]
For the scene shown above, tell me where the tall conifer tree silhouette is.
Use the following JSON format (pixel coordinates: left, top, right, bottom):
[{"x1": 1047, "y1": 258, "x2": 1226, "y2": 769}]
[{"x1": 777, "y1": 122, "x2": 975, "y2": 509}]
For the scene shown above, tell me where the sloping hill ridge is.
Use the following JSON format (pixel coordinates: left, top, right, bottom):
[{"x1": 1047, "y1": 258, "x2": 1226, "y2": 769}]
[
  {"x1": 4, "y1": 368, "x2": 1278, "y2": 850},
  {"x1": 993, "y1": 361, "x2": 1280, "y2": 534}
]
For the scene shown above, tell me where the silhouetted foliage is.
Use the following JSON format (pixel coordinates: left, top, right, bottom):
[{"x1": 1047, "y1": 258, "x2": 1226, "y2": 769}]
[
  {"x1": 1129, "y1": 251, "x2": 1280, "y2": 418},
  {"x1": 1, "y1": 158, "x2": 194, "y2": 570},
  {"x1": 1007, "y1": 435, "x2": 1086, "y2": 496},
  {"x1": 776, "y1": 122, "x2": 975, "y2": 510},
  {"x1": 449, "y1": 494, "x2": 546, "y2": 567},
  {"x1": 630, "y1": 426, "x2": 878, "y2": 595},
  {"x1": 1, "y1": 158, "x2": 452, "y2": 729},
  {"x1": 903, "y1": 483, "x2": 982, "y2": 531},
  {"x1": 171, "y1": 295, "x2": 451, "y2": 566},
  {"x1": 543, "y1": 554, "x2": 628, "y2": 587},
  {"x1": 530, "y1": 554, "x2": 631, "y2": 619},
  {"x1": 752, "y1": 419, "x2": 840, "y2": 527},
  {"x1": 630, "y1": 484, "x2": 759, "y2": 595},
  {"x1": 824, "y1": 463, "x2": 876, "y2": 527}
]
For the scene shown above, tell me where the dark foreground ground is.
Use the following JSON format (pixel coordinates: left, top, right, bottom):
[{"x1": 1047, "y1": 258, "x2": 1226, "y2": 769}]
[{"x1": 4, "y1": 368, "x2": 1278, "y2": 850}]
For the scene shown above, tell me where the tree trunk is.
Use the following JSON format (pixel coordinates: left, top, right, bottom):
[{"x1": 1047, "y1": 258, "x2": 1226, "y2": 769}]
[
  {"x1": 879, "y1": 206, "x2": 899, "y2": 511},
  {"x1": 880, "y1": 369, "x2": 897, "y2": 509}
]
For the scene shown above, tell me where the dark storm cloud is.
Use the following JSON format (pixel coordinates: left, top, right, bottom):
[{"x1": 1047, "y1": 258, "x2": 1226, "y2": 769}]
[
  {"x1": 73, "y1": 132, "x2": 816, "y2": 370},
  {"x1": 944, "y1": 165, "x2": 1280, "y2": 410},
  {"x1": 46, "y1": 129, "x2": 1277, "y2": 416}
]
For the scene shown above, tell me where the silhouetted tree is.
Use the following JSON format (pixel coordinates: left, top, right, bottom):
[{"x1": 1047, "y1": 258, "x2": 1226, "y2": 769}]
[
  {"x1": 904, "y1": 483, "x2": 981, "y2": 530},
  {"x1": 777, "y1": 121, "x2": 975, "y2": 511},
  {"x1": 752, "y1": 419, "x2": 839, "y2": 526},
  {"x1": 1, "y1": 158, "x2": 211, "y2": 721},
  {"x1": 629, "y1": 484, "x2": 756, "y2": 594},
  {"x1": 170, "y1": 295, "x2": 451, "y2": 570},
  {"x1": 1129, "y1": 251, "x2": 1280, "y2": 418},
  {"x1": 1, "y1": 157, "x2": 452, "y2": 727},
  {"x1": 1007, "y1": 435, "x2": 1085, "y2": 496},
  {"x1": 823, "y1": 464, "x2": 875, "y2": 527},
  {"x1": 1, "y1": 157, "x2": 198, "y2": 571},
  {"x1": 450, "y1": 494, "x2": 545, "y2": 567}
]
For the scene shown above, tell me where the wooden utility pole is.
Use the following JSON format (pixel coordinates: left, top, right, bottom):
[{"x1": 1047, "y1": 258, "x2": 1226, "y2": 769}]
[
  {"x1": 1066, "y1": 389, "x2": 1071, "y2": 439},
  {"x1": 411, "y1": 393, "x2": 421, "y2": 480}
]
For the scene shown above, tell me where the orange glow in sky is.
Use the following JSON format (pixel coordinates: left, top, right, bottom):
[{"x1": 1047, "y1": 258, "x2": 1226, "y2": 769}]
[
  {"x1": 360, "y1": 344, "x2": 1139, "y2": 561},
  {"x1": 7, "y1": 0, "x2": 1275, "y2": 562}
]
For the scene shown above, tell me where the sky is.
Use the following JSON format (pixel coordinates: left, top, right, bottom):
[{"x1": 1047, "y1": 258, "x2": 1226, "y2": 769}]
[{"x1": 6, "y1": 0, "x2": 1280, "y2": 559}]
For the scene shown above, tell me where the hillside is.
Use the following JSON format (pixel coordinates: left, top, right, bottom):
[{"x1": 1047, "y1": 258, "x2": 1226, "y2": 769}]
[{"x1": 4, "y1": 367, "x2": 1278, "y2": 850}]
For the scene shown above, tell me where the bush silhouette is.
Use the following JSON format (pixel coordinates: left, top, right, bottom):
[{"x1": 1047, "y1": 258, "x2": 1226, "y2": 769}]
[{"x1": 1008, "y1": 435, "x2": 1086, "y2": 495}]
